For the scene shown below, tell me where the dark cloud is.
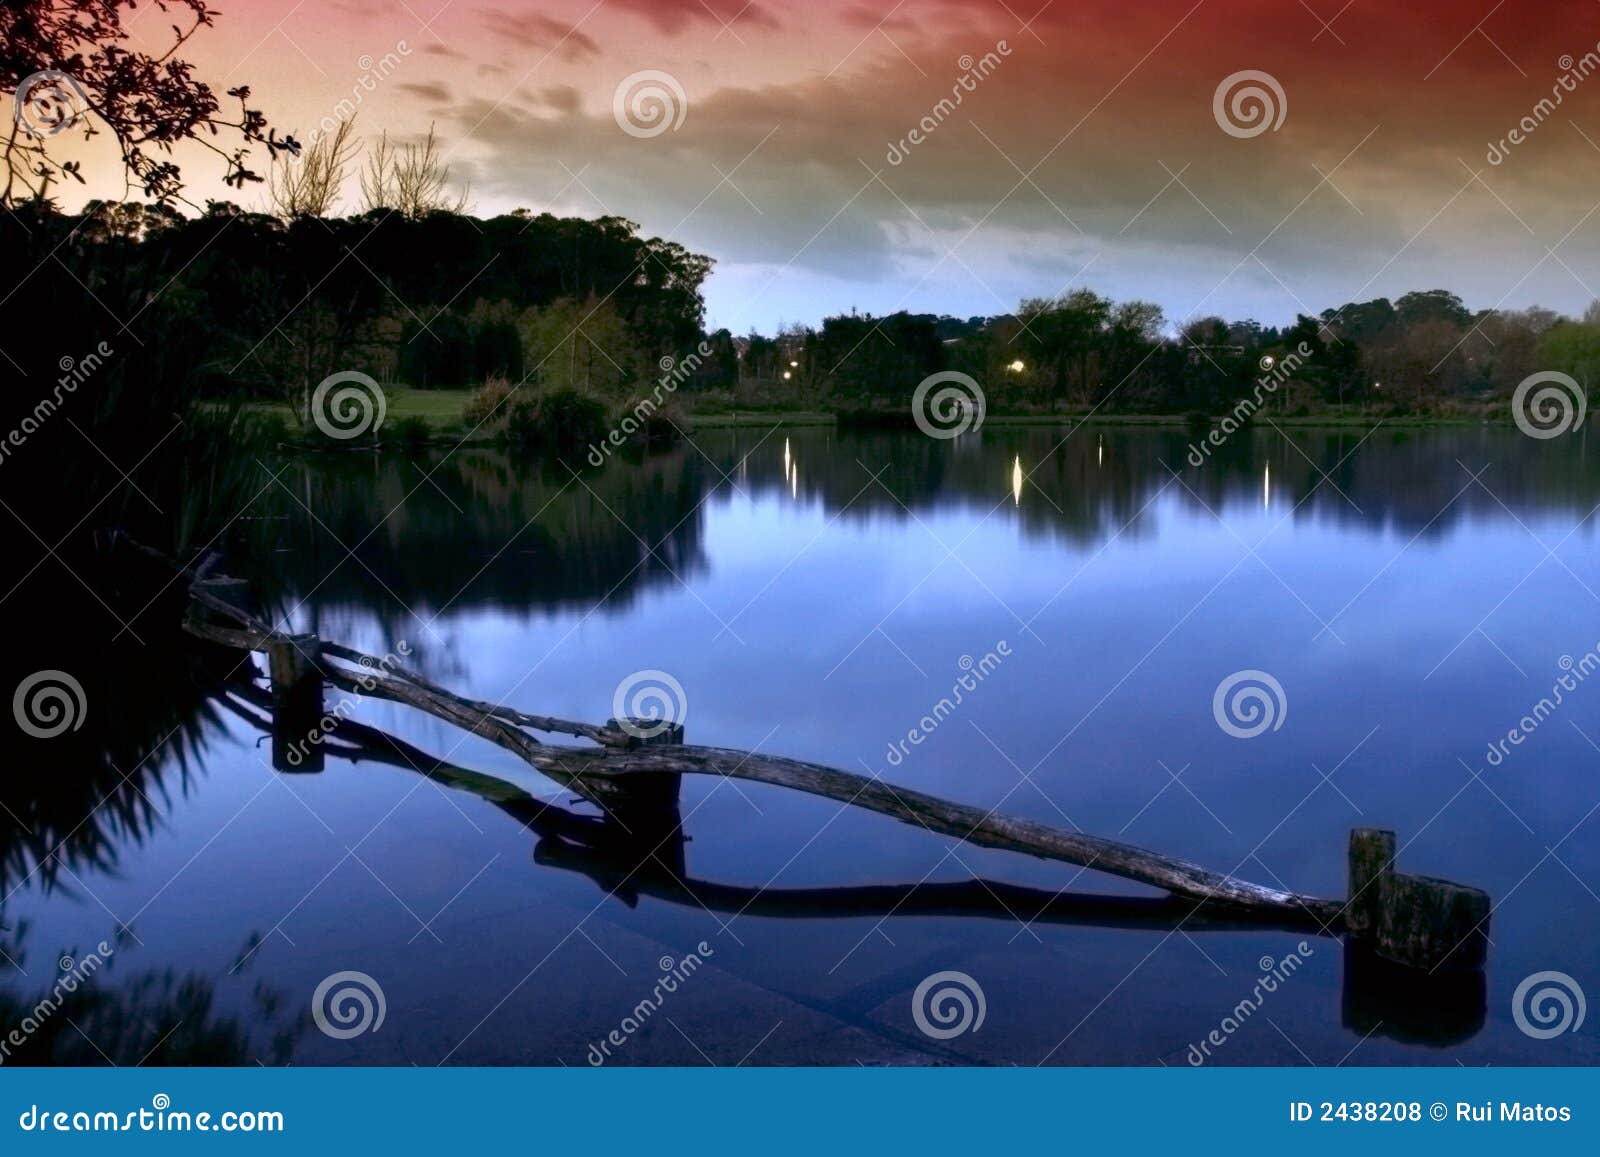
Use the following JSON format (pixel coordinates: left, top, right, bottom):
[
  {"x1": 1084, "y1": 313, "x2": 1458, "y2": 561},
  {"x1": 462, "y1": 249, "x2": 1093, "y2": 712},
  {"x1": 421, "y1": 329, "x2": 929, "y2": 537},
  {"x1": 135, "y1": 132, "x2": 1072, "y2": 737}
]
[
  {"x1": 611, "y1": 0, "x2": 779, "y2": 35},
  {"x1": 398, "y1": 81, "x2": 452, "y2": 103},
  {"x1": 541, "y1": 85, "x2": 582, "y2": 114},
  {"x1": 480, "y1": 9, "x2": 601, "y2": 60}
]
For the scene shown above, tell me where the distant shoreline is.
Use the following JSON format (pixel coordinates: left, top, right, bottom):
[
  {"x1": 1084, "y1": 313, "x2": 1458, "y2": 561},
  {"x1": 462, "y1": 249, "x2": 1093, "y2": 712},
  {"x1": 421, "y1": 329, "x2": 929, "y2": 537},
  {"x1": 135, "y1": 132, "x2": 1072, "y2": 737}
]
[
  {"x1": 228, "y1": 388, "x2": 1510, "y2": 439},
  {"x1": 686, "y1": 409, "x2": 1494, "y2": 429}
]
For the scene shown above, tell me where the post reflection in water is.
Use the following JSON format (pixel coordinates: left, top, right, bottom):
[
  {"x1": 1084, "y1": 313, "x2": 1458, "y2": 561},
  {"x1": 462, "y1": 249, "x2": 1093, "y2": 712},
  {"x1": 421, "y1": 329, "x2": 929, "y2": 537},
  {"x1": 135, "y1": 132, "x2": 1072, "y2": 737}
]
[{"x1": 5, "y1": 425, "x2": 1599, "y2": 1066}]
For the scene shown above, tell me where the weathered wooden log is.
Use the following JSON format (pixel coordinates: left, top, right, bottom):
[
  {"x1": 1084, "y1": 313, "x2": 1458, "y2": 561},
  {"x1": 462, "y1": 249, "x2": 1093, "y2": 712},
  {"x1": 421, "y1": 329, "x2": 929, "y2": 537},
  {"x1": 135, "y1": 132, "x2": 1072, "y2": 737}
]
[
  {"x1": 187, "y1": 575, "x2": 253, "y2": 629},
  {"x1": 191, "y1": 611, "x2": 1342, "y2": 916},
  {"x1": 545, "y1": 741, "x2": 1350, "y2": 919},
  {"x1": 163, "y1": 558, "x2": 1493, "y2": 936},
  {"x1": 1345, "y1": 828, "x2": 1489, "y2": 970},
  {"x1": 214, "y1": 685, "x2": 1336, "y2": 937},
  {"x1": 268, "y1": 633, "x2": 324, "y2": 773}
]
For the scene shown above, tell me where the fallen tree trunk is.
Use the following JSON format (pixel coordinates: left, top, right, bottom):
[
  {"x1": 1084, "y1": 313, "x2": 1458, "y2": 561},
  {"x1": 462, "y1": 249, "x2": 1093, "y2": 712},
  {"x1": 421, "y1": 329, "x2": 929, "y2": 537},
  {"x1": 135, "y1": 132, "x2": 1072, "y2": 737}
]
[
  {"x1": 181, "y1": 612, "x2": 1343, "y2": 921},
  {"x1": 134, "y1": 537, "x2": 1491, "y2": 960},
  {"x1": 542, "y1": 742, "x2": 1344, "y2": 919}
]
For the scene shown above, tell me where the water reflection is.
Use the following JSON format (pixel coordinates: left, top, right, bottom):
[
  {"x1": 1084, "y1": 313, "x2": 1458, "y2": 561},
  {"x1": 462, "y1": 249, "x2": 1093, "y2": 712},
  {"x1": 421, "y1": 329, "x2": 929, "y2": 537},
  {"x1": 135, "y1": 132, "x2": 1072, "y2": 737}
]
[
  {"x1": 5, "y1": 424, "x2": 1598, "y2": 1066},
  {"x1": 213, "y1": 424, "x2": 1600, "y2": 629}
]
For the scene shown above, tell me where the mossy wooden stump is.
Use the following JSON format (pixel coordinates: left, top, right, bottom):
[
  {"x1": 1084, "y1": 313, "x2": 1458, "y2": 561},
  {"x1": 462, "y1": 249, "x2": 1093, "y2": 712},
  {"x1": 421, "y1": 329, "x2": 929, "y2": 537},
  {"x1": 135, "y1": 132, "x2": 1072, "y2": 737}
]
[
  {"x1": 268, "y1": 633, "x2": 325, "y2": 773},
  {"x1": 1347, "y1": 829, "x2": 1489, "y2": 971}
]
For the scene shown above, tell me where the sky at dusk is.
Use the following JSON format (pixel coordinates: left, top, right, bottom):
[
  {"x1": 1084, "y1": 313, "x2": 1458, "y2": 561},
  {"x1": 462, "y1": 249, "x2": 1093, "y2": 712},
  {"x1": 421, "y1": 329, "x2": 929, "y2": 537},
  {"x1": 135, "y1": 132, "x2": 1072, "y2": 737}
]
[{"x1": 52, "y1": 0, "x2": 1600, "y2": 333}]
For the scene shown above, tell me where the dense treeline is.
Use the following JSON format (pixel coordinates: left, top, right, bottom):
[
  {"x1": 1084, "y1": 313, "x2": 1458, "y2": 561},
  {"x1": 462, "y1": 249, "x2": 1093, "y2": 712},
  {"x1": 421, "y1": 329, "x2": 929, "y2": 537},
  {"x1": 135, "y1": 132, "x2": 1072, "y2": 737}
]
[
  {"x1": 5, "y1": 200, "x2": 710, "y2": 408},
  {"x1": 724, "y1": 289, "x2": 1600, "y2": 418},
  {"x1": 0, "y1": 198, "x2": 713, "y2": 551}
]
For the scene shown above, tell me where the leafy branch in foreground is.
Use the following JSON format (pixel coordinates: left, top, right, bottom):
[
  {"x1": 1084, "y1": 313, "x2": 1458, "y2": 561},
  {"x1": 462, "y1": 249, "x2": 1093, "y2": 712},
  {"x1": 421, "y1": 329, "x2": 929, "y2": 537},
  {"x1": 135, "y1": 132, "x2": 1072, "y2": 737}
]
[{"x1": 1, "y1": 0, "x2": 298, "y2": 206}]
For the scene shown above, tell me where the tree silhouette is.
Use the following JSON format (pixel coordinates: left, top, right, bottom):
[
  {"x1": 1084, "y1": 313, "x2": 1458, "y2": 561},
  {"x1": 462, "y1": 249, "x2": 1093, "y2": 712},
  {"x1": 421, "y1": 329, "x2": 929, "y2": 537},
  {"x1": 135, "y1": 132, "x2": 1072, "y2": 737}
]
[{"x1": 1, "y1": 0, "x2": 297, "y2": 206}]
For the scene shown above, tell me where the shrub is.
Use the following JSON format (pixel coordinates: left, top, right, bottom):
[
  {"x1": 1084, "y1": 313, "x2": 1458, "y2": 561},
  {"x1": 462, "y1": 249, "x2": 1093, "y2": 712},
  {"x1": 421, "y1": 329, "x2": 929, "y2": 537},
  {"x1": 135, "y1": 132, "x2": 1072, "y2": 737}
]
[
  {"x1": 504, "y1": 387, "x2": 611, "y2": 453},
  {"x1": 463, "y1": 374, "x2": 516, "y2": 428},
  {"x1": 385, "y1": 415, "x2": 433, "y2": 451}
]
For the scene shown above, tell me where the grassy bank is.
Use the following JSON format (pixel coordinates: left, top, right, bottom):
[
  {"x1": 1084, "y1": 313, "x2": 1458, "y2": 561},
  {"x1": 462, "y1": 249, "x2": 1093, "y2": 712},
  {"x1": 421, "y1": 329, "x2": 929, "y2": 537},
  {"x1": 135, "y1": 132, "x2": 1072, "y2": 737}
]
[{"x1": 233, "y1": 388, "x2": 1502, "y2": 436}]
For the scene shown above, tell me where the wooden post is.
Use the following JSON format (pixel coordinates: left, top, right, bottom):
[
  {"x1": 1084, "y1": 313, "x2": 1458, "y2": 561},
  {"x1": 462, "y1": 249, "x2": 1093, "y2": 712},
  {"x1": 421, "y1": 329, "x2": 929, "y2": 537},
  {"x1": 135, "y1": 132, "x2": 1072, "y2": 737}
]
[
  {"x1": 1376, "y1": 872, "x2": 1490, "y2": 972},
  {"x1": 1345, "y1": 828, "x2": 1490, "y2": 971},
  {"x1": 269, "y1": 633, "x2": 324, "y2": 773},
  {"x1": 1346, "y1": 828, "x2": 1395, "y2": 935},
  {"x1": 601, "y1": 719, "x2": 684, "y2": 872}
]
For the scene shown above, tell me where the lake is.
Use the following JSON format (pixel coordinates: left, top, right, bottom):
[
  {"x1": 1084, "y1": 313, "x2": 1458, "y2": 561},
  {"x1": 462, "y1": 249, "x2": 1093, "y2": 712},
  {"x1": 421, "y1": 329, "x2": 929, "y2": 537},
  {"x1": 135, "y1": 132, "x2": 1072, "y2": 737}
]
[{"x1": 4, "y1": 423, "x2": 1599, "y2": 1066}]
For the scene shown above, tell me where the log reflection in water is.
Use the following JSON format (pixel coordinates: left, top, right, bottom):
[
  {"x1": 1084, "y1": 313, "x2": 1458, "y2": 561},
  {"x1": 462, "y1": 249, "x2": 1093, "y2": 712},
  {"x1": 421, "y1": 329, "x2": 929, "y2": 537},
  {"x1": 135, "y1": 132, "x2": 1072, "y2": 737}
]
[{"x1": 216, "y1": 695, "x2": 1486, "y2": 1048}]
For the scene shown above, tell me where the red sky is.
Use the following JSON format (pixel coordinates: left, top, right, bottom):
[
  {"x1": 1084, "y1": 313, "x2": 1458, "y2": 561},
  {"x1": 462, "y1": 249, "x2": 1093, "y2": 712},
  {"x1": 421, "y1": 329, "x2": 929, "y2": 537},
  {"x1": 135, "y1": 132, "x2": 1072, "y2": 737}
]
[{"x1": 43, "y1": 0, "x2": 1600, "y2": 332}]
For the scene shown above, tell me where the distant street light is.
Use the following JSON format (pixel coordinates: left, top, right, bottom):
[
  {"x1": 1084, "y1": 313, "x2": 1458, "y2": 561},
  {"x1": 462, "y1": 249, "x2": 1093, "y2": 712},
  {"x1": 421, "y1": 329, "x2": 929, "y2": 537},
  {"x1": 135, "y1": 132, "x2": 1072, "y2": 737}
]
[{"x1": 1007, "y1": 359, "x2": 1025, "y2": 372}]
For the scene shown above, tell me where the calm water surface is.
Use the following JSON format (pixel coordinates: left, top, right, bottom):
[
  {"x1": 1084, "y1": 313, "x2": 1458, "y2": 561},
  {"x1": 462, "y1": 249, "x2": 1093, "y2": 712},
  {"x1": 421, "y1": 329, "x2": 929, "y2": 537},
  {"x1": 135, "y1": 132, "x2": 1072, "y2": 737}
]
[{"x1": 6, "y1": 425, "x2": 1600, "y2": 1065}]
